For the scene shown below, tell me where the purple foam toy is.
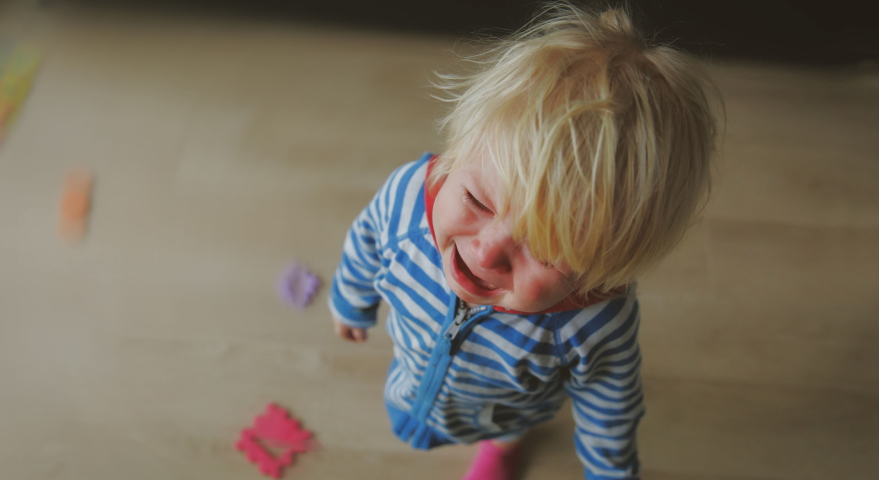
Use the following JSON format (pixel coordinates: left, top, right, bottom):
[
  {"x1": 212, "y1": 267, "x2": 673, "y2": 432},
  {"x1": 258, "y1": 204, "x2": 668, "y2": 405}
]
[{"x1": 277, "y1": 263, "x2": 321, "y2": 309}]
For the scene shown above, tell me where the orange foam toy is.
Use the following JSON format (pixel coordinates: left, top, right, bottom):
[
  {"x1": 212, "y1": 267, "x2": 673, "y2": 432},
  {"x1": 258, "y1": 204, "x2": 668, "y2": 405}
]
[{"x1": 59, "y1": 170, "x2": 93, "y2": 241}]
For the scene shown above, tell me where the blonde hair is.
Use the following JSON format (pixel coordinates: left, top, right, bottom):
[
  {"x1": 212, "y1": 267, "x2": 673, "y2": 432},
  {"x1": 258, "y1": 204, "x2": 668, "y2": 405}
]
[{"x1": 431, "y1": 2, "x2": 721, "y2": 297}]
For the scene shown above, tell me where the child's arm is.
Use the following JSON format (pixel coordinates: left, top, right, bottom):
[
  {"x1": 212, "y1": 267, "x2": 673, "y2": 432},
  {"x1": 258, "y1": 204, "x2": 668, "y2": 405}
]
[
  {"x1": 329, "y1": 188, "x2": 387, "y2": 334},
  {"x1": 560, "y1": 299, "x2": 645, "y2": 480},
  {"x1": 329, "y1": 160, "x2": 420, "y2": 337}
]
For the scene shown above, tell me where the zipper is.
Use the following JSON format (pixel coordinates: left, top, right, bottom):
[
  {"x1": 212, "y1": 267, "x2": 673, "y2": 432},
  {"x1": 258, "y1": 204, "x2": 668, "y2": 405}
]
[
  {"x1": 410, "y1": 296, "x2": 491, "y2": 423},
  {"x1": 444, "y1": 298, "x2": 470, "y2": 342},
  {"x1": 447, "y1": 299, "x2": 490, "y2": 354}
]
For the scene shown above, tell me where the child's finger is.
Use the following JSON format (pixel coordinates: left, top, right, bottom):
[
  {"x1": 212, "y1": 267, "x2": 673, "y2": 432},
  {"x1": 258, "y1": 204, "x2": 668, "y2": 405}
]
[
  {"x1": 352, "y1": 328, "x2": 367, "y2": 342},
  {"x1": 335, "y1": 323, "x2": 363, "y2": 343}
]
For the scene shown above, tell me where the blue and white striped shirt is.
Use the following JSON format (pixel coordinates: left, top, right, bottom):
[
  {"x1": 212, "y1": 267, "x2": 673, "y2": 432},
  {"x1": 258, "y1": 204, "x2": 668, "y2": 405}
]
[{"x1": 330, "y1": 153, "x2": 644, "y2": 480}]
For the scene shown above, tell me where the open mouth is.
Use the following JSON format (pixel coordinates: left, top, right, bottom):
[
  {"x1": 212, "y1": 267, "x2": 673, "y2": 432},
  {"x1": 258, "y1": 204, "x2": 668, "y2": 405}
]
[{"x1": 450, "y1": 244, "x2": 503, "y2": 297}]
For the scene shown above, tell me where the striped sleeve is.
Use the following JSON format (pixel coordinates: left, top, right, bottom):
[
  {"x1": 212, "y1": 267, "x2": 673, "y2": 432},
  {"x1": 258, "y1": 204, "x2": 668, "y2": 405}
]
[
  {"x1": 557, "y1": 295, "x2": 645, "y2": 480},
  {"x1": 328, "y1": 168, "x2": 396, "y2": 328}
]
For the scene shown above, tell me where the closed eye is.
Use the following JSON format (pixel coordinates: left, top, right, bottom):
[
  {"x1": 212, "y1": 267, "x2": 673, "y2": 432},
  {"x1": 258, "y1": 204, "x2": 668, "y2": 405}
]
[{"x1": 464, "y1": 190, "x2": 492, "y2": 213}]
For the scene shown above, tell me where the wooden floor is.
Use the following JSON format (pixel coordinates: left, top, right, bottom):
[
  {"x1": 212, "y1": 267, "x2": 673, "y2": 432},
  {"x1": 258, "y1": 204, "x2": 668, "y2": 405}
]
[{"x1": 1, "y1": 5, "x2": 877, "y2": 480}]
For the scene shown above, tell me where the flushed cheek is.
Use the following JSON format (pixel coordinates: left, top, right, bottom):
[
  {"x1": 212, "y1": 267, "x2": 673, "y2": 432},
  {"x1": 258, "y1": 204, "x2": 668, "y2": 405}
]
[
  {"x1": 435, "y1": 217, "x2": 460, "y2": 252},
  {"x1": 515, "y1": 284, "x2": 554, "y2": 307},
  {"x1": 510, "y1": 273, "x2": 574, "y2": 309},
  {"x1": 436, "y1": 209, "x2": 473, "y2": 249},
  {"x1": 431, "y1": 206, "x2": 452, "y2": 248}
]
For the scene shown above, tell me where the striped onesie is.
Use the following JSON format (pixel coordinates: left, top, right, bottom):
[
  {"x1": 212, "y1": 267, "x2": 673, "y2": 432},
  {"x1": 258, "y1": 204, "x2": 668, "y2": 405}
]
[{"x1": 330, "y1": 153, "x2": 645, "y2": 479}]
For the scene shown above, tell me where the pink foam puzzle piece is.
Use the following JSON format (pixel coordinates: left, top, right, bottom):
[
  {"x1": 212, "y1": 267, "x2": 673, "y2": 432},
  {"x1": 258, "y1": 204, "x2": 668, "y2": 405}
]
[
  {"x1": 252, "y1": 404, "x2": 314, "y2": 451},
  {"x1": 236, "y1": 429, "x2": 295, "y2": 479},
  {"x1": 236, "y1": 403, "x2": 317, "y2": 478}
]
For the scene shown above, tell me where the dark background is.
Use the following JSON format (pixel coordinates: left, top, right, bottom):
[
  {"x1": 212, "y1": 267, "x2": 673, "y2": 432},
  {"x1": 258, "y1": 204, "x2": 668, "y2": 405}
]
[{"x1": 68, "y1": 0, "x2": 878, "y2": 65}]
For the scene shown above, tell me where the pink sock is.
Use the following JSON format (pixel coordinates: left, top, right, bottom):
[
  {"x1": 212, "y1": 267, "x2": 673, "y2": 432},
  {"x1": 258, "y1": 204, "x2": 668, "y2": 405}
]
[{"x1": 460, "y1": 441, "x2": 520, "y2": 480}]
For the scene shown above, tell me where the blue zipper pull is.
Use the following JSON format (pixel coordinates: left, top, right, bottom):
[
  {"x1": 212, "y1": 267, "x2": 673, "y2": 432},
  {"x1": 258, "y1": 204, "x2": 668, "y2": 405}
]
[
  {"x1": 444, "y1": 298, "x2": 469, "y2": 341},
  {"x1": 446, "y1": 300, "x2": 491, "y2": 354}
]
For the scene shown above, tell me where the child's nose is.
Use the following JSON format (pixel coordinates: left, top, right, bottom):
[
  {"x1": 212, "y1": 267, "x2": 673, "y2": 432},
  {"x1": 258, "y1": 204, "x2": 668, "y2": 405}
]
[{"x1": 471, "y1": 225, "x2": 514, "y2": 274}]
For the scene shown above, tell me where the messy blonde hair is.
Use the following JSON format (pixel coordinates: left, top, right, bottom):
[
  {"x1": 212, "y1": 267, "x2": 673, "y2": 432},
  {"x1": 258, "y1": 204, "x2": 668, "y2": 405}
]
[{"x1": 431, "y1": 2, "x2": 721, "y2": 297}]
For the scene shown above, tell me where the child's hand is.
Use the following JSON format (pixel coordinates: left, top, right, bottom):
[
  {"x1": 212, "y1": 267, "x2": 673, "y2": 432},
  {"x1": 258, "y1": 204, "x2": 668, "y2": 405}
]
[{"x1": 333, "y1": 316, "x2": 368, "y2": 343}]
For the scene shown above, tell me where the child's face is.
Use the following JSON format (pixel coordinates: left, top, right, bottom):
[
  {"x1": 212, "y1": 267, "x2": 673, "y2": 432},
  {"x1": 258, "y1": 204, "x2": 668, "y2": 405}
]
[{"x1": 432, "y1": 158, "x2": 577, "y2": 312}]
